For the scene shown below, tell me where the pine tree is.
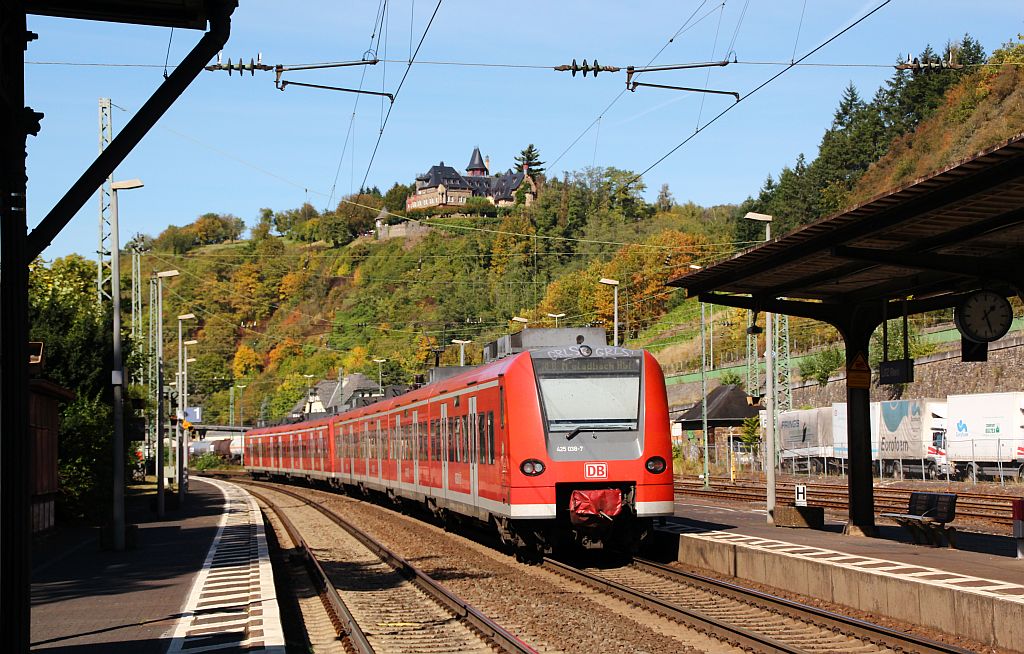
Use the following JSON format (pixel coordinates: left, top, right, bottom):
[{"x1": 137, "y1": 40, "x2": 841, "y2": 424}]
[
  {"x1": 514, "y1": 144, "x2": 545, "y2": 176},
  {"x1": 655, "y1": 183, "x2": 674, "y2": 212}
]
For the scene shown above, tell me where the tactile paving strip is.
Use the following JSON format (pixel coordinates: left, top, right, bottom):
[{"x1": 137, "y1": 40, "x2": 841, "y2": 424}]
[{"x1": 167, "y1": 478, "x2": 285, "y2": 653}]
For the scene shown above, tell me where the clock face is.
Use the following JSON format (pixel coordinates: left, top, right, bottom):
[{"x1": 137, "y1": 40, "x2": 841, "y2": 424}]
[{"x1": 955, "y1": 291, "x2": 1013, "y2": 343}]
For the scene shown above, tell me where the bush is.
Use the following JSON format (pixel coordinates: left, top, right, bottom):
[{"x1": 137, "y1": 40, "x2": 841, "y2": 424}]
[{"x1": 191, "y1": 452, "x2": 225, "y2": 471}]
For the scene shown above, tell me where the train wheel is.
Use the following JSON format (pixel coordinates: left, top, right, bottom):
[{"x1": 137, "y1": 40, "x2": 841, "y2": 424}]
[
  {"x1": 926, "y1": 463, "x2": 938, "y2": 480},
  {"x1": 810, "y1": 459, "x2": 824, "y2": 476}
]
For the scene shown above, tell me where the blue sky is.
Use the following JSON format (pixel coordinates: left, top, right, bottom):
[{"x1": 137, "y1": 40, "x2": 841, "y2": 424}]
[{"x1": 25, "y1": 1, "x2": 1024, "y2": 260}]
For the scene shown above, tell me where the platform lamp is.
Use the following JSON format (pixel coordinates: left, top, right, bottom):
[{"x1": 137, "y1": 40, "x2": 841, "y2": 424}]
[
  {"x1": 546, "y1": 312, "x2": 565, "y2": 328},
  {"x1": 234, "y1": 384, "x2": 247, "y2": 426},
  {"x1": 745, "y1": 211, "x2": 776, "y2": 525},
  {"x1": 373, "y1": 358, "x2": 387, "y2": 396},
  {"x1": 451, "y1": 339, "x2": 472, "y2": 366},
  {"x1": 176, "y1": 314, "x2": 195, "y2": 503},
  {"x1": 153, "y1": 269, "x2": 179, "y2": 518},
  {"x1": 598, "y1": 278, "x2": 620, "y2": 346},
  {"x1": 109, "y1": 179, "x2": 143, "y2": 550},
  {"x1": 183, "y1": 339, "x2": 198, "y2": 422}
]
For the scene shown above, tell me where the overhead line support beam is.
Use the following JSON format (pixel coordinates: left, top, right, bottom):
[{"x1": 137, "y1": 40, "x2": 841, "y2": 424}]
[{"x1": 26, "y1": 0, "x2": 236, "y2": 259}]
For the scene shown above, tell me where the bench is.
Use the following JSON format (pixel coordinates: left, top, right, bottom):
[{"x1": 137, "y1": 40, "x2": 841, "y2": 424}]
[{"x1": 881, "y1": 492, "x2": 957, "y2": 548}]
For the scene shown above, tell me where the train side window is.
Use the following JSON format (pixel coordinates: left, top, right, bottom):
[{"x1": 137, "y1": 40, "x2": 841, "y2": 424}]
[
  {"x1": 487, "y1": 411, "x2": 495, "y2": 465},
  {"x1": 499, "y1": 386, "x2": 505, "y2": 429},
  {"x1": 462, "y1": 415, "x2": 470, "y2": 463},
  {"x1": 478, "y1": 413, "x2": 487, "y2": 465}
]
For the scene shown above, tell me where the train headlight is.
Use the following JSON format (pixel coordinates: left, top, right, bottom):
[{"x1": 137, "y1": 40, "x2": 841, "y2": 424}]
[
  {"x1": 645, "y1": 456, "x2": 667, "y2": 474},
  {"x1": 520, "y1": 459, "x2": 546, "y2": 476}
]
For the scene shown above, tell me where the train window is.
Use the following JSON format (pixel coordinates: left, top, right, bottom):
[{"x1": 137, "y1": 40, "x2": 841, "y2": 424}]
[
  {"x1": 462, "y1": 415, "x2": 470, "y2": 464},
  {"x1": 532, "y1": 356, "x2": 641, "y2": 433},
  {"x1": 487, "y1": 411, "x2": 495, "y2": 465},
  {"x1": 478, "y1": 413, "x2": 487, "y2": 465},
  {"x1": 499, "y1": 386, "x2": 505, "y2": 429}
]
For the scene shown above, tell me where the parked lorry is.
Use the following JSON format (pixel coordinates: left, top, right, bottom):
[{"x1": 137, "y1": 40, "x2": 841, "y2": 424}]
[
  {"x1": 776, "y1": 403, "x2": 880, "y2": 476},
  {"x1": 946, "y1": 392, "x2": 1024, "y2": 481},
  {"x1": 876, "y1": 399, "x2": 948, "y2": 479}
]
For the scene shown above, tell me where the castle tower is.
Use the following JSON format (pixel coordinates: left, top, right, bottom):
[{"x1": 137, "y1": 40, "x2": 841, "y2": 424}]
[{"x1": 466, "y1": 146, "x2": 488, "y2": 177}]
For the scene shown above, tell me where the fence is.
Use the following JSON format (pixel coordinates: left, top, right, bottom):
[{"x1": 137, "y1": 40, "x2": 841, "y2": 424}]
[{"x1": 679, "y1": 434, "x2": 1024, "y2": 486}]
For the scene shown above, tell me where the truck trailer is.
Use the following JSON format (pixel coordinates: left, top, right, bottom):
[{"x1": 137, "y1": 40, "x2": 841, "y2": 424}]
[
  {"x1": 877, "y1": 399, "x2": 948, "y2": 479},
  {"x1": 946, "y1": 392, "x2": 1024, "y2": 481}
]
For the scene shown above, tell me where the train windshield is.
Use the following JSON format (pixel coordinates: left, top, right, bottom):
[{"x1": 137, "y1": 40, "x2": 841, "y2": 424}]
[{"x1": 533, "y1": 356, "x2": 641, "y2": 432}]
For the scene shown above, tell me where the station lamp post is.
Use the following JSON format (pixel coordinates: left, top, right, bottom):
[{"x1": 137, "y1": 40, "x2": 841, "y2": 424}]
[
  {"x1": 233, "y1": 384, "x2": 247, "y2": 426},
  {"x1": 154, "y1": 269, "x2": 179, "y2": 518},
  {"x1": 373, "y1": 358, "x2": 387, "y2": 396},
  {"x1": 744, "y1": 211, "x2": 775, "y2": 525},
  {"x1": 176, "y1": 313, "x2": 195, "y2": 503},
  {"x1": 183, "y1": 339, "x2": 197, "y2": 421},
  {"x1": 303, "y1": 374, "x2": 315, "y2": 413},
  {"x1": 546, "y1": 312, "x2": 565, "y2": 328},
  {"x1": 109, "y1": 178, "x2": 143, "y2": 550},
  {"x1": 598, "y1": 278, "x2": 620, "y2": 346},
  {"x1": 451, "y1": 339, "x2": 472, "y2": 366}
]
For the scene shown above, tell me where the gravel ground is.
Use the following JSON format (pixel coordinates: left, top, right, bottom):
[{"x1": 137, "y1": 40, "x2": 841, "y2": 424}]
[{"x1": 282, "y1": 485, "x2": 743, "y2": 654}]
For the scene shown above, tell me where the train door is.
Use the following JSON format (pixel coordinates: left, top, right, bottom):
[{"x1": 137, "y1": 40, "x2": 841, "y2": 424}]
[
  {"x1": 375, "y1": 418, "x2": 383, "y2": 483},
  {"x1": 412, "y1": 410, "x2": 419, "y2": 489},
  {"x1": 394, "y1": 414, "x2": 402, "y2": 486},
  {"x1": 469, "y1": 396, "x2": 479, "y2": 500},
  {"x1": 440, "y1": 403, "x2": 449, "y2": 498}
]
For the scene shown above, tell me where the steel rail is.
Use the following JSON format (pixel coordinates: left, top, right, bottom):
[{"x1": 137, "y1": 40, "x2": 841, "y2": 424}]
[
  {"x1": 242, "y1": 480, "x2": 537, "y2": 654},
  {"x1": 246, "y1": 487, "x2": 373, "y2": 653},
  {"x1": 541, "y1": 557, "x2": 802, "y2": 653},
  {"x1": 676, "y1": 480, "x2": 1017, "y2": 525},
  {"x1": 632, "y1": 557, "x2": 975, "y2": 654}
]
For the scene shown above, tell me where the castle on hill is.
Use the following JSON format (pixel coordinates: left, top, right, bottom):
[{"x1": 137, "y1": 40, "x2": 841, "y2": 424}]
[{"x1": 406, "y1": 147, "x2": 536, "y2": 211}]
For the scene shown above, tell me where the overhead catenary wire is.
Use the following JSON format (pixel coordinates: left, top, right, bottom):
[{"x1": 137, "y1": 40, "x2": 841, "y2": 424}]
[
  {"x1": 358, "y1": 0, "x2": 444, "y2": 192},
  {"x1": 626, "y1": 0, "x2": 893, "y2": 187}
]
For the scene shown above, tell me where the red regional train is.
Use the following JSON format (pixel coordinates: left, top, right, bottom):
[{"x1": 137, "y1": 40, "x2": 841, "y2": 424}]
[{"x1": 244, "y1": 335, "x2": 674, "y2": 558}]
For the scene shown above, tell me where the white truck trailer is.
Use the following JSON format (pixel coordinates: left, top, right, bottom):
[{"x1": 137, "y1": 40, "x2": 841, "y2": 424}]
[
  {"x1": 778, "y1": 407, "x2": 833, "y2": 474},
  {"x1": 876, "y1": 399, "x2": 949, "y2": 479},
  {"x1": 946, "y1": 393, "x2": 1024, "y2": 481}
]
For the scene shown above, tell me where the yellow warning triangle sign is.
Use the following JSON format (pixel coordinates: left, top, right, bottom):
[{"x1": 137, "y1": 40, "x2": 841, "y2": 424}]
[{"x1": 849, "y1": 353, "x2": 869, "y2": 371}]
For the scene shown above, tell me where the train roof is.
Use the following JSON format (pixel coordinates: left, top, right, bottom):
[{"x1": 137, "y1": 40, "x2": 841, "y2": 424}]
[{"x1": 246, "y1": 343, "x2": 651, "y2": 436}]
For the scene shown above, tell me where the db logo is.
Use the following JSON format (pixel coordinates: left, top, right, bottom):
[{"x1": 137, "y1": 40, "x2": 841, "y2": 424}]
[{"x1": 584, "y1": 462, "x2": 608, "y2": 479}]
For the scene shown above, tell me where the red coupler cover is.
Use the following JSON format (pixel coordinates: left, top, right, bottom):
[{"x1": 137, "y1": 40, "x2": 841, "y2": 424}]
[{"x1": 570, "y1": 488, "x2": 623, "y2": 525}]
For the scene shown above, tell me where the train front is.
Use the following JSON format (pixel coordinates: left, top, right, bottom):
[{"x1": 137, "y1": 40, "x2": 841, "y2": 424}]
[{"x1": 514, "y1": 345, "x2": 675, "y2": 553}]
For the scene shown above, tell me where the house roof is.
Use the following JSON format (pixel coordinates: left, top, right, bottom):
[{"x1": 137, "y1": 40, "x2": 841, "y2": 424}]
[
  {"x1": 674, "y1": 384, "x2": 760, "y2": 429},
  {"x1": 466, "y1": 147, "x2": 487, "y2": 172},
  {"x1": 417, "y1": 163, "x2": 471, "y2": 190}
]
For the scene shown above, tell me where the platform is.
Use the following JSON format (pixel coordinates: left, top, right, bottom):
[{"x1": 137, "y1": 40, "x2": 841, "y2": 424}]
[
  {"x1": 662, "y1": 497, "x2": 1024, "y2": 652},
  {"x1": 31, "y1": 477, "x2": 284, "y2": 653}
]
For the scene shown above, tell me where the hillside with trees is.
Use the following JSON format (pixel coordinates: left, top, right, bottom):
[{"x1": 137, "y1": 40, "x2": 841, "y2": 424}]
[{"x1": 30, "y1": 33, "x2": 1024, "y2": 518}]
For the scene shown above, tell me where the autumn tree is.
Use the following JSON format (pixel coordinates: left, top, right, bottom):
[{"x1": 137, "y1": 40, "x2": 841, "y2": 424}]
[{"x1": 233, "y1": 344, "x2": 262, "y2": 377}]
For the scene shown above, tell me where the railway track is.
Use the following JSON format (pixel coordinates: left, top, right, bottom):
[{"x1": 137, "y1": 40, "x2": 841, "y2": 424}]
[
  {"x1": 543, "y1": 556, "x2": 975, "y2": 654},
  {"x1": 244, "y1": 481, "x2": 535, "y2": 654},
  {"x1": 677, "y1": 479, "x2": 1020, "y2": 526}
]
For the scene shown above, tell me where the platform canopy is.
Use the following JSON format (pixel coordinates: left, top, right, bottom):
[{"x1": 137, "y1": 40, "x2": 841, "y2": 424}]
[
  {"x1": 669, "y1": 133, "x2": 1024, "y2": 322},
  {"x1": 667, "y1": 133, "x2": 1024, "y2": 536},
  {"x1": 26, "y1": 0, "x2": 219, "y2": 29},
  {"x1": 675, "y1": 384, "x2": 760, "y2": 430}
]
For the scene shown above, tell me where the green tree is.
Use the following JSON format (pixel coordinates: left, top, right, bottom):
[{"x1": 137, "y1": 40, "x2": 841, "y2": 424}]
[
  {"x1": 797, "y1": 347, "x2": 844, "y2": 386},
  {"x1": 514, "y1": 144, "x2": 545, "y2": 176},
  {"x1": 655, "y1": 183, "x2": 674, "y2": 212},
  {"x1": 383, "y1": 182, "x2": 415, "y2": 215}
]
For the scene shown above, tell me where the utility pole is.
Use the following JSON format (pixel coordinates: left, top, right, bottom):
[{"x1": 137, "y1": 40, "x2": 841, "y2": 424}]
[
  {"x1": 130, "y1": 242, "x2": 143, "y2": 383},
  {"x1": 148, "y1": 277, "x2": 157, "y2": 458},
  {"x1": 746, "y1": 309, "x2": 760, "y2": 394},
  {"x1": 775, "y1": 315, "x2": 793, "y2": 412},
  {"x1": 96, "y1": 98, "x2": 114, "y2": 304}
]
